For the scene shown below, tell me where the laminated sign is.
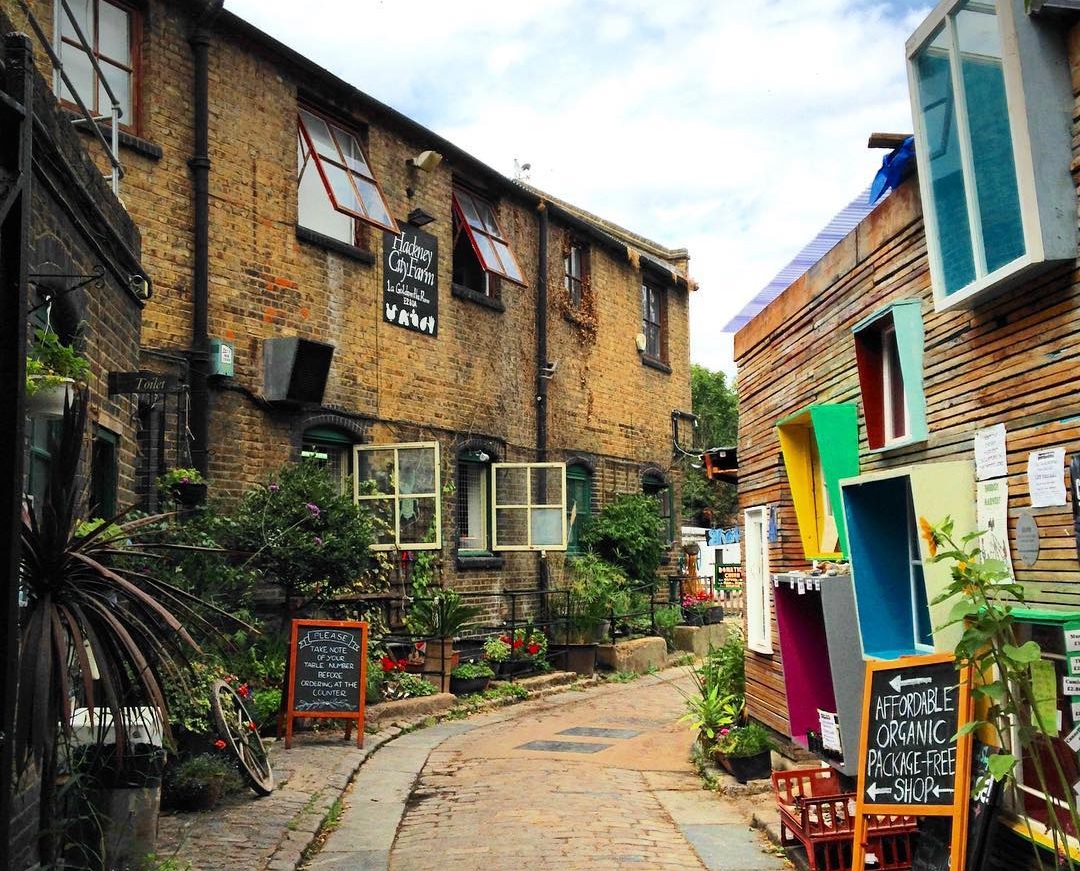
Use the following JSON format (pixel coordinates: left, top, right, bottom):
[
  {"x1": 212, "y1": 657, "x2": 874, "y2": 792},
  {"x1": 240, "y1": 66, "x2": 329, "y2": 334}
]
[{"x1": 852, "y1": 654, "x2": 974, "y2": 871}]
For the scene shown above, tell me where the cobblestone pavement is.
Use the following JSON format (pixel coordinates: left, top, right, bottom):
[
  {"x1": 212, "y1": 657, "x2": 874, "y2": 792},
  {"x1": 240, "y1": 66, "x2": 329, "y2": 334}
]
[{"x1": 311, "y1": 673, "x2": 790, "y2": 871}]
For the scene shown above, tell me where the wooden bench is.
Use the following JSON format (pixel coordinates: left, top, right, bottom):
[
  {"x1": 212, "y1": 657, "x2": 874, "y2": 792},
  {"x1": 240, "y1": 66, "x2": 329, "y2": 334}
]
[{"x1": 772, "y1": 768, "x2": 917, "y2": 871}]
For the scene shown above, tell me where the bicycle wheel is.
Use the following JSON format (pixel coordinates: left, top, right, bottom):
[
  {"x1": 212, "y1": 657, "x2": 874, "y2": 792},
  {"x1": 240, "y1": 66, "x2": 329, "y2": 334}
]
[{"x1": 210, "y1": 679, "x2": 274, "y2": 796}]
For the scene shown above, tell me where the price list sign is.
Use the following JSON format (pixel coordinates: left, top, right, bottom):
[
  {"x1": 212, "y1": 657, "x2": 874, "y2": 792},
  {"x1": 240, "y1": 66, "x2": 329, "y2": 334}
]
[
  {"x1": 852, "y1": 654, "x2": 974, "y2": 871},
  {"x1": 285, "y1": 619, "x2": 368, "y2": 749}
]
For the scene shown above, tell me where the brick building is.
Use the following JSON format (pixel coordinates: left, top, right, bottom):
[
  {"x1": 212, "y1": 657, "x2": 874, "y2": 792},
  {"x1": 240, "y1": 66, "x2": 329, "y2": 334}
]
[{"x1": 9, "y1": 0, "x2": 694, "y2": 605}]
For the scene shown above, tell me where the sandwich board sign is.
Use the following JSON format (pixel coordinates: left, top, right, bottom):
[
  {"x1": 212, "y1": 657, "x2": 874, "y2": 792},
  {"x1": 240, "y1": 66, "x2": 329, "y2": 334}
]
[
  {"x1": 285, "y1": 619, "x2": 368, "y2": 749},
  {"x1": 852, "y1": 653, "x2": 974, "y2": 871}
]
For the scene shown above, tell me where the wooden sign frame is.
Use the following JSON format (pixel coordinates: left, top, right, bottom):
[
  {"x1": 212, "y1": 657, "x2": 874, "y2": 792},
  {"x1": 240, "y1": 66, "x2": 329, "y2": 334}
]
[
  {"x1": 285, "y1": 619, "x2": 368, "y2": 749},
  {"x1": 851, "y1": 653, "x2": 974, "y2": 871}
]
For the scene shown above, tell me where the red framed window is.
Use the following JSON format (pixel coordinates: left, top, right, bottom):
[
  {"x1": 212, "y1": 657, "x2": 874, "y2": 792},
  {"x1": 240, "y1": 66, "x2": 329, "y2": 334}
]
[
  {"x1": 297, "y1": 108, "x2": 398, "y2": 240},
  {"x1": 55, "y1": 0, "x2": 139, "y2": 130},
  {"x1": 452, "y1": 189, "x2": 525, "y2": 287}
]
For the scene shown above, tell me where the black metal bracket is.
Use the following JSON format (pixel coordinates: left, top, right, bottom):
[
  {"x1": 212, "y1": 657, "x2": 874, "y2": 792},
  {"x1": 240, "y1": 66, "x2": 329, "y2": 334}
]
[{"x1": 27, "y1": 264, "x2": 105, "y2": 314}]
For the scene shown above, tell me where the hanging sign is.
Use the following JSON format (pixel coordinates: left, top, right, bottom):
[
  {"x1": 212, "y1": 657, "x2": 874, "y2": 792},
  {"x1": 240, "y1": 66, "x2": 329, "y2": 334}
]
[
  {"x1": 107, "y1": 370, "x2": 177, "y2": 395},
  {"x1": 285, "y1": 619, "x2": 368, "y2": 749},
  {"x1": 383, "y1": 226, "x2": 438, "y2": 336},
  {"x1": 852, "y1": 653, "x2": 974, "y2": 871}
]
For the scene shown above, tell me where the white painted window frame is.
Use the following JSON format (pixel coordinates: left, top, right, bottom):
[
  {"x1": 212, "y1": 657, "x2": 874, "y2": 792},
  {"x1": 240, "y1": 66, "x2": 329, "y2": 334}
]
[
  {"x1": 744, "y1": 505, "x2": 773, "y2": 654},
  {"x1": 353, "y1": 441, "x2": 441, "y2": 551},
  {"x1": 491, "y1": 462, "x2": 567, "y2": 552}
]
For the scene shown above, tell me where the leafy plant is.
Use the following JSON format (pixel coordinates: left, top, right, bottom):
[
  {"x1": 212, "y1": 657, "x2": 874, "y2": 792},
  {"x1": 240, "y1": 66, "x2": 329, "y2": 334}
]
[
  {"x1": 163, "y1": 753, "x2": 243, "y2": 810},
  {"x1": 380, "y1": 672, "x2": 437, "y2": 701},
  {"x1": 680, "y1": 679, "x2": 742, "y2": 742},
  {"x1": 579, "y1": 493, "x2": 667, "y2": 586},
  {"x1": 483, "y1": 636, "x2": 511, "y2": 663},
  {"x1": 156, "y1": 467, "x2": 206, "y2": 495},
  {"x1": 406, "y1": 588, "x2": 482, "y2": 638},
  {"x1": 712, "y1": 721, "x2": 772, "y2": 758},
  {"x1": 450, "y1": 662, "x2": 495, "y2": 680},
  {"x1": 681, "y1": 589, "x2": 719, "y2": 619},
  {"x1": 922, "y1": 515, "x2": 1080, "y2": 869},
  {"x1": 699, "y1": 630, "x2": 746, "y2": 699},
  {"x1": 25, "y1": 326, "x2": 90, "y2": 396},
  {"x1": 653, "y1": 605, "x2": 682, "y2": 651}
]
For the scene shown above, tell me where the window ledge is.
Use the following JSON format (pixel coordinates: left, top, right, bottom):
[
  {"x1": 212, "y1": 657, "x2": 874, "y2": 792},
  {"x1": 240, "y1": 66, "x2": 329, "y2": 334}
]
[
  {"x1": 641, "y1": 354, "x2": 671, "y2": 374},
  {"x1": 867, "y1": 436, "x2": 927, "y2": 455},
  {"x1": 65, "y1": 113, "x2": 163, "y2": 160},
  {"x1": 452, "y1": 283, "x2": 505, "y2": 312},
  {"x1": 296, "y1": 225, "x2": 375, "y2": 264},
  {"x1": 456, "y1": 552, "x2": 505, "y2": 570}
]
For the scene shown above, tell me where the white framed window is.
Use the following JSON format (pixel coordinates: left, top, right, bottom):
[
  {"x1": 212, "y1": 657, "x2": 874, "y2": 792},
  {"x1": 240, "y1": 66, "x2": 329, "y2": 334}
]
[
  {"x1": 906, "y1": 0, "x2": 1075, "y2": 310},
  {"x1": 744, "y1": 505, "x2": 773, "y2": 654},
  {"x1": 297, "y1": 107, "x2": 398, "y2": 244},
  {"x1": 354, "y1": 442, "x2": 440, "y2": 551},
  {"x1": 492, "y1": 462, "x2": 567, "y2": 552},
  {"x1": 905, "y1": 486, "x2": 934, "y2": 651}
]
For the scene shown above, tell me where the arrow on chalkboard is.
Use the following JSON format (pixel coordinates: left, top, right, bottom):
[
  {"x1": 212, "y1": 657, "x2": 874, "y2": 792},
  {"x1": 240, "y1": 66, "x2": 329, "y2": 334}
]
[
  {"x1": 931, "y1": 784, "x2": 955, "y2": 798},
  {"x1": 889, "y1": 674, "x2": 932, "y2": 693},
  {"x1": 866, "y1": 782, "x2": 892, "y2": 800}
]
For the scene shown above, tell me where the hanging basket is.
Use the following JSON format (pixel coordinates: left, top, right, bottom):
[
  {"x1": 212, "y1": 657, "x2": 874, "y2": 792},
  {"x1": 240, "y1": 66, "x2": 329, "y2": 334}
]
[
  {"x1": 171, "y1": 482, "x2": 208, "y2": 506},
  {"x1": 26, "y1": 378, "x2": 74, "y2": 419}
]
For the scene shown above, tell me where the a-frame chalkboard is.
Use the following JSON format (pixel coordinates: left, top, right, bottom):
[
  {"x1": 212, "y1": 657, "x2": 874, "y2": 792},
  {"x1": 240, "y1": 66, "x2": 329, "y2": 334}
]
[{"x1": 851, "y1": 653, "x2": 974, "y2": 871}]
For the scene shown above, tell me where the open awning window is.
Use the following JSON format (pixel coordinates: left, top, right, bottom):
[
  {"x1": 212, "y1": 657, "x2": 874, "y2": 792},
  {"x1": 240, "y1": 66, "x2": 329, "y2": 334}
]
[
  {"x1": 452, "y1": 189, "x2": 525, "y2": 286},
  {"x1": 298, "y1": 108, "x2": 398, "y2": 233}
]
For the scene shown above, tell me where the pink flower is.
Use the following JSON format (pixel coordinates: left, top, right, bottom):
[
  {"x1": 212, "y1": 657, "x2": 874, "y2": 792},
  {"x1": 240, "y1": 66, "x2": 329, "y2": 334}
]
[
  {"x1": 306, "y1": 502, "x2": 321, "y2": 517},
  {"x1": 268, "y1": 483, "x2": 279, "y2": 493},
  {"x1": 719, "y1": 728, "x2": 730, "y2": 736}
]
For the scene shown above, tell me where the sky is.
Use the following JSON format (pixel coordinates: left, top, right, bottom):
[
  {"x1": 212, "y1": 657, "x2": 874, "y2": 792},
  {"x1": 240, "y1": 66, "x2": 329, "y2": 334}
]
[{"x1": 226, "y1": 0, "x2": 931, "y2": 379}]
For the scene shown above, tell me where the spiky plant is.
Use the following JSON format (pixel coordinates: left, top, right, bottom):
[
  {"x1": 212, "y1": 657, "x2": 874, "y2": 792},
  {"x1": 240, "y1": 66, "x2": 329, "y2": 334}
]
[{"x1": 15, "y1": 390, "x2": 228, "y2": 864}]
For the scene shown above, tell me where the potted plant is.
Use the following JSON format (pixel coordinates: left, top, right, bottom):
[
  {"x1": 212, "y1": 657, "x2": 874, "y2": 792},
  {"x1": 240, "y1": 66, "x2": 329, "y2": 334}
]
[
  {"x1": 162, "y1": 753, "x2": 242, "y2": 811},
  {"x1": 157, "y1": 467, "x2": 208, "y2": 506},
  {"x1": 483, "y1": 627, "x2": 547, "y2": 677},
  {"x1": 710, "y1": 722, "x2": 774, "y2": 783},
  {"x1": 681, "y1": 589, "x2": 721, "y2": 626},
  {"x1": 449, "y1": 661, "x2": 495, "y2": 695},
  {"x1": 405, "y1": 589, "x2": 482, "y2": 691},
  {"x1": 25, "y1": 326, "x2": 90, "y2": 419}
]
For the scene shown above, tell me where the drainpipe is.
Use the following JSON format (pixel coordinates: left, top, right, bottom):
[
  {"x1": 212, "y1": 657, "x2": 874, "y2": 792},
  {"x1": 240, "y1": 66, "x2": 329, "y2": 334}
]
[
  {"x1": 536, "y1": 202, "x2": 550, "y2": 591},
  {"x1": 187, "y1": 0, "x2": 222, "y2": 477}
]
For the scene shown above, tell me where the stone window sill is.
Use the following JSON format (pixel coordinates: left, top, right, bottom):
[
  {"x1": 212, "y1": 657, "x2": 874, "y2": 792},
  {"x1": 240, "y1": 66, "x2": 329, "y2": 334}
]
[
  {"x1": 456, "y1": 552, "x2": 505, "y2": 570},
  {"x1": 296, "y1": 225, "x2": 375, "y2": 264},
  {"x1": 641, "y1": 354, "x2": 671, "y2": 374},
  {"x1": 452, "y1": 283, "x2": 505, "y2": 312}
]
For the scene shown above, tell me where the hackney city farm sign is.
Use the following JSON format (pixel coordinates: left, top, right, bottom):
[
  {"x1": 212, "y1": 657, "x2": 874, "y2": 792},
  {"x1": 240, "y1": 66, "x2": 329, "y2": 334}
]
[{"x1": 383, "y1": 226, "x2": 437, "y2": 336}]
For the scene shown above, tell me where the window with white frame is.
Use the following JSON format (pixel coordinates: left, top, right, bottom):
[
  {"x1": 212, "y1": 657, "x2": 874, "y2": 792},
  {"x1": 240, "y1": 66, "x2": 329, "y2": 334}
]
[
  {"x1": 744, "y1": 506, "x2": 772, "y2": 654},
  {"x1": 297, "y1": 108, "x2": 398, "y2": 245},
  {"x1": 905, "y1": 488, "x2": 934, "y2": 650},
  {"x1": 492, "y1": 463, "x2": 567, "y2": 551},
  {"x1": 354, "y1": 442, "x2": 440, "y2": 550},
  {"x1": 457, "y1": 451, "x2": 491, "y2": 552},
  {"x1": 55, "y1": 0, "x2": 138, "y2": 130},
  {"x1": 907, "y1": 0, "x2": 1075, "y2": 309}
]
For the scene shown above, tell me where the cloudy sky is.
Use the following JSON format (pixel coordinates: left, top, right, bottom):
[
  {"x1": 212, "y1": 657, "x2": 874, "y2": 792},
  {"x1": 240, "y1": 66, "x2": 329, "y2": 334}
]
[{"x1": 226, "y1": 0, "x2": 930, "y2": 378}]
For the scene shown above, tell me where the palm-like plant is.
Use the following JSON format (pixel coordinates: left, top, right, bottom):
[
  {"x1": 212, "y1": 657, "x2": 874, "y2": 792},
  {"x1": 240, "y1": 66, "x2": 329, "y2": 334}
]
[{"x1": 15, "y1": 391, "x2": 230, "y2": 863}]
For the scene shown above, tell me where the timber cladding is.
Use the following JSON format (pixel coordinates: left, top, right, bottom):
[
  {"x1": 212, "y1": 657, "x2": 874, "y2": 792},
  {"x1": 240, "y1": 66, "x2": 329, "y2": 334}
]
[{"x1": 733, "y1": 163, "x2": 1080, "y2": 735}]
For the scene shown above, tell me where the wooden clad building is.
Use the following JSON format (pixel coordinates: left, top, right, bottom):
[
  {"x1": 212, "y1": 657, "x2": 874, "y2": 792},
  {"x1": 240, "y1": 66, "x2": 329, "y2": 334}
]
[{"x1": 732, "y1": 0, "x2": 1080, "y2": 857}]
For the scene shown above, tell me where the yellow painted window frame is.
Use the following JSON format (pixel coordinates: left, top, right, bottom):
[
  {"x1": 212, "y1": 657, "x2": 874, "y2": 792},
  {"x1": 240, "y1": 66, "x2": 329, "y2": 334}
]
[
  {"x1": 491, "y1": 462, "x2": 567, "y2": 552},
  {"x1": 354, "y1": 441, "x2": 441, "y2": 551}
]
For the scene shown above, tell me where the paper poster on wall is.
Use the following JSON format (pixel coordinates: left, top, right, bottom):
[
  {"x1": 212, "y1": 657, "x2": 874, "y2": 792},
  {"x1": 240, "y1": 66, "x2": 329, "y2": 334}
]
[
  {"x1": 974, "y1": 423, "x2": 1008, "y2": 481},
  {"x1": 976, "y1": 479, "x2": 1013, "y2": 578},
  {"x1": 1028, "y1": 447, "x2": 1067, "y2": 508}
]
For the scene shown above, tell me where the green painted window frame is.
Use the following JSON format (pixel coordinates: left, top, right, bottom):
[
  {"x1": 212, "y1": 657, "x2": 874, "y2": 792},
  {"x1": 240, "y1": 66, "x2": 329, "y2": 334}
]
[
  {"x1": 354, "y1": 441, "x2": 441, "y2": 551},
  {"x1": 852, "y1": 299, "x2": 928, "y2": 452},
  {"x1": 643, "y1": 472, "x2": 675, "y2": 545},
  {"x1": 776, "y1": 404, "x2": 859, "y2": 559},
  {"x1": 91, "y1": 426, "x2": 119, "y2": 519},
  {"x1": 566, "y1": 464, "x2": 592, "y2": 554}
]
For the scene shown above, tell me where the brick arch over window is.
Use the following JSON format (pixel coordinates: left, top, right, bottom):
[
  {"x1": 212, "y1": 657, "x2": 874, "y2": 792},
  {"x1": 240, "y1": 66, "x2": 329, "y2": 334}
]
[
  {"x1": 290, "y1": 413, "x2": 369, "y2": 497},
  {"x1": 290, "y1": 413, "x2": 369, "y2": 457}
]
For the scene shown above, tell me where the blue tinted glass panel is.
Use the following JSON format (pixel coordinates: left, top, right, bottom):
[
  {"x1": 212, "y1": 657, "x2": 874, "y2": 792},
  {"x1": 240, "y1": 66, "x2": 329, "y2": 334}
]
[
  {"x1": 916, "y1": 29, "x2": 975, "y2": 295},
  {"x1": 956, "y1": 5, "x2": 1024, "y2": 274}
]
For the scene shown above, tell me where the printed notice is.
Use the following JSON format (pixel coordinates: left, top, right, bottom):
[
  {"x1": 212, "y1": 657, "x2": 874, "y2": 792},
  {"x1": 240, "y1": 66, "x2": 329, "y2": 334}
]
[
  {"x1": 1066, "y1": 629, "x2": 1080, "y2": 654},
  {"x1": 976, "y1": 479, "x2": 1012, "y2": 578},
  {"x1": 974, "y1": 424, "x2": 1008, "y2": 481},
  {"x1": 819, "y1": 709, "x2": 843, "y2": 754},
  {"x1": 1029, "y1": 448, "x2": 1067, "y2": 508},
  {"x1": 1063, "y1": 676, "x2": 1080, "y2": 697}
]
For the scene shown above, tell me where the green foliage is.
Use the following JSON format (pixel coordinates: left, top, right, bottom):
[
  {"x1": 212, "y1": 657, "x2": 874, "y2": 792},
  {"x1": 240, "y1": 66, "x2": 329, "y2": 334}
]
[
  {"x1": 381, "y1": 672, "x2": 437, "y2": 701},
  {"x1": 552, "y1": 553, "x2": 629, "y2": 638},
  {"x1": 653, "y1": 605, "x2": 682, "y2": 651},
  {"x1": 606, "y1": 671, "x2": 641, "y2": 684},
  {"x1": 712, "y1": 721, "x2": 772, "y2": 758},
  {"x1": 483, "y1": 636, "x2": 510, "y2": 662},
  {"x1": 251, "y1": 689, "x2": 282, "y2": 728},
  {"x1": 406, "y1": 588, "x2": 482, "y2": 638},
  {"x1": 450, "y1": 662, "x2": 495, "y2": 679},
  {"x1": 229, "y1": 460, "x2": 382, "y2": 611},
  {"x1": 163, "y1": 753, "x2": 243, "y2": 810},
  {"x1": 924, "y1": 515, "x2": 1080, "y2": 867},
  {"x1": 155, "y1": 467, "x2": 206, "y2": 496},
  {"x1": 682, "y1": 365, "x2": 738, "y2": 527},
  {"x1": 699, "y1": 631, "x2": 746, "y2": 699},
  {"x1": 680, "y1": 665, "x2": 742, "y2": 741},
  {"x1": 25, "y1": 327, "x2": 90, "y2": 395},
  {"x1": 579, "y1": 493, "x2": 666, "y2": 586},
  {"x1": 483, "y1": 682, "x2": 528, "y2": 701}
]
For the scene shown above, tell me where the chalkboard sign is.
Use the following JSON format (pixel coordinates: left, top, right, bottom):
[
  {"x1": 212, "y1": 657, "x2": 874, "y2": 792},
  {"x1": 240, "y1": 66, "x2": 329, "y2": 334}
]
[
  {"x1": 851, "y1": 653, "x2": 974, "y2": 871},
  {"x1": 383, "y1": 226, "x2": 438, "y2": 336},
  {"x1": 284, "y1": 619, "x2": 368, "y2": 749},
  {"x1": 863, "y1": 658, "x2": 960, "y2": 807}
]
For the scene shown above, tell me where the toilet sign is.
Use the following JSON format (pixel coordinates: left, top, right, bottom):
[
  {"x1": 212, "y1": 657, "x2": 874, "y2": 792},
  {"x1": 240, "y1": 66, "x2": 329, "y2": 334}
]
[{"x1": 851, "y1": 654, "x2": 974, "y2": 871}]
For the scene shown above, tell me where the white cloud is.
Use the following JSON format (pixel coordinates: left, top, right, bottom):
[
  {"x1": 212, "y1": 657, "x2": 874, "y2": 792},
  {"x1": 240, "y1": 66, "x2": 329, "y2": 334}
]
[{"x1": 225, "y1": 0, "x2": 931, "y2": 378}]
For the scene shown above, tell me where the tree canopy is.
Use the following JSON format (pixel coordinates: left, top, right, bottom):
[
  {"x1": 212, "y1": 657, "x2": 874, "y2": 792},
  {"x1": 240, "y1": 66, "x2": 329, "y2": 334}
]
[{"x1": 682, "y1": 364, "x2": 738, "y2": 528}]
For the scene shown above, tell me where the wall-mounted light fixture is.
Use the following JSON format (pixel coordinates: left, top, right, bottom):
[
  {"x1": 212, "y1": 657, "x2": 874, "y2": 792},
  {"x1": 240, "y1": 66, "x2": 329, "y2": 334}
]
[
  {"x1": 405, "y1": 150, "x2": 443, "y2": 173},
  {"x1": 407, "y1": 208, "x2": 436, "y2": 227}
]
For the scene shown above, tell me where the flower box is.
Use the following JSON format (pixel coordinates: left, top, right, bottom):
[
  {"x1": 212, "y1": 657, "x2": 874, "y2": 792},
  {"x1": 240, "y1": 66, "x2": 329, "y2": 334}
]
[{"x1": 449, "y1": 676, "x2": 490, "y2": 696}]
